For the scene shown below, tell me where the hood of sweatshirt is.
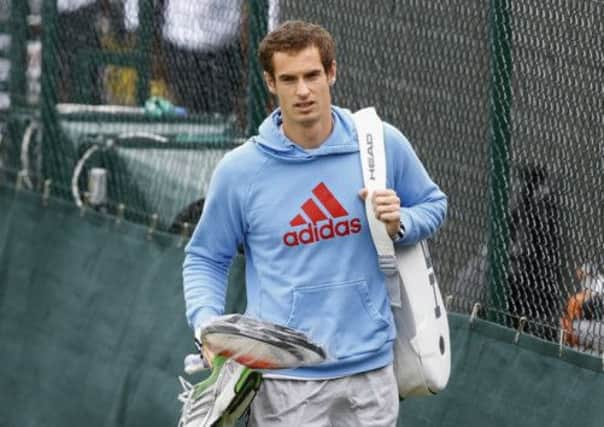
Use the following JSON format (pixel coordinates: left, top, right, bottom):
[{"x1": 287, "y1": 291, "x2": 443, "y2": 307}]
[{"x1": 252, "y1": 105, "x2": 359, "y2": 162}]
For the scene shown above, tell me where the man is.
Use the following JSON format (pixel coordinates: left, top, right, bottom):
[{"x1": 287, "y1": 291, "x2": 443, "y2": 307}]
[
  {"x1": 160, "y1": 0, "x2": 242, "y2": 114},
  {"x1": 56, "y1": 0, "x2": 102, "y2": 103},
  {"x1": 161, "y1": 0, "x2": 279, "y2": 115},
  {"x1": 183, "y1": 20, "x2": 447, "y2": 426},
  {"x1": 561, "y1": 262, "x2": 604, "y2": 355},
  {"x1": 507, "y1": 163, "x2": 561, "y2": 341}
]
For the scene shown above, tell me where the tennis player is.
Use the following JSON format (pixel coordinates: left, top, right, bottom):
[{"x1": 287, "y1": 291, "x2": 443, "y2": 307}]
[{"x1": 183, "y1": 20, "x2": 447, "y2": 426}]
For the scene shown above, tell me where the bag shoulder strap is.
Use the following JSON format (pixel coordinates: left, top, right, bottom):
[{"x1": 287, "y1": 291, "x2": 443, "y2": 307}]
[
  {"x1": 353, "y1": 108, "x2": 402, "y2": 306},
  {"x1": 353, "y1": 107, "x2": 395, "y2": 259}
]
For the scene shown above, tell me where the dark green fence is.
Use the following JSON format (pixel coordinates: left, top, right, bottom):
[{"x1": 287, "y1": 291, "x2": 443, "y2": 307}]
[{"x1": 1, "y1": 185, "x2": 602, "y2": 426}]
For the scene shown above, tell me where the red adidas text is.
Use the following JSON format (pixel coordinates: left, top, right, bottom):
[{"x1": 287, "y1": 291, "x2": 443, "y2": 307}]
[
  {"x1": 283, "y1": 182, "x2": 362, "y2": 247},
  {"x1": 283, "y1": 218, "x2": 362, "y2": 246}
]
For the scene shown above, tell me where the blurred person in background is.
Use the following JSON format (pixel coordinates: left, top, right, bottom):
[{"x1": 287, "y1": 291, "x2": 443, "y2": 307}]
[
  {"x1": 57, "y1": 0, "x2": 173, "y2": 106},
  {"x1": 507, "y1": 163, "x2": 562, "y2": 341},
  {"x1": 169, "y1": 197, "x2": 205, "y2": 237},
  {"x1": 160, "y1": 0, "x2": 279, "y2": 115},
  {"x1": 576, "y1": 261, "x2": 604, "y2": 294},
  {"x1": 561, "y1": 261, "x2": 604, "y2": 355},
  {"x1": 100, "y1": 0, "x2": 173, "y2": 105},
  {"x1": 57, "y1": 0, "x2": 102, "y2": 103},
  {"x1": 161, "y1": 0, "x2": 245, "y2": 115}
]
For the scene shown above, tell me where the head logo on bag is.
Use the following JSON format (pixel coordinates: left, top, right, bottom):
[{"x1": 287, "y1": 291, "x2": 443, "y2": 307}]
[{"x1": 283, "y1": 182, "x2": 361, "y2": 247}]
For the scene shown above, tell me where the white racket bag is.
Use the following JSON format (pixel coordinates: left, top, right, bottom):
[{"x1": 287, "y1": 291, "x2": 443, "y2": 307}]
[{"x1": 354, "y1": 107, "x2": 450, "y2": 398}]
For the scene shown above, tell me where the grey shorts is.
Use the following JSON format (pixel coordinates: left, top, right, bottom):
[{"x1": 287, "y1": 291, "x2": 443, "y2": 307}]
[{"x1": 247, "y1": 364, "x2": 399, "y2": 427}]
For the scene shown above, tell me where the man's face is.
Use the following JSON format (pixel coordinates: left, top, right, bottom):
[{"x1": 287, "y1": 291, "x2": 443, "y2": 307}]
[{"x1": 265, "y1": 46, "x2": 336, "y2": 128}]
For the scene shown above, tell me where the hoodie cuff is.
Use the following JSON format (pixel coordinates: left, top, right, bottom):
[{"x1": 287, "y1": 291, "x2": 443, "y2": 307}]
[
  {"x1": 395, "y1": 208, "x2": 412, "y2": 244},
  {"x1": 391, "y1": 221, "x2": 406, "y2": 243},
  {"x1": 190, "y1": 308, "x2": 222, "y2": 331}
]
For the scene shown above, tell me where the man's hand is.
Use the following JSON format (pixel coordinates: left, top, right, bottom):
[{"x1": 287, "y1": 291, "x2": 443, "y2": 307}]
[
  {"x1": 195, "y1": 327, "x2": 216, "y2": 368},
  {"x1": 202, "y1": 345, "x2": 216, "y2": 368},
  {"x1": 359, "y1": 188, "x2": 401, "y2": 239}
]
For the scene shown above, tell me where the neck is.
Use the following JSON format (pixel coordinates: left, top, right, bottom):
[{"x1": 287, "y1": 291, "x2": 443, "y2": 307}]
[{"x1": 282, "y1": 112, "x2": 334, "y2": 150}]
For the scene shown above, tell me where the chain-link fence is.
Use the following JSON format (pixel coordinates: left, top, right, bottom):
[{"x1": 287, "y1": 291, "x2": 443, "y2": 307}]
[
  {"x1": 0, "y1": 0, "x2": 276, "y2": 230},
  {"x1": 0, "y1": 0, "x2": 602, "y2": 353},
  {"x1": 279, "y1": 0, "x2": 604, "y2": 349}
]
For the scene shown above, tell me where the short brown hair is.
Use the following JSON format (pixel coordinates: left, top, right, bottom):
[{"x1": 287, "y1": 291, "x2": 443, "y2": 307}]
[{"x1": 258, "y1": 20, "x2": 336, "y2": 77}]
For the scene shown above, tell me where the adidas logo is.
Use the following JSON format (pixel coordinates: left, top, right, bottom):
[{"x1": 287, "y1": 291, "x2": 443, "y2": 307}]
[{"x1": 283, "y1": 182, "x2": 362, "y2": 247}]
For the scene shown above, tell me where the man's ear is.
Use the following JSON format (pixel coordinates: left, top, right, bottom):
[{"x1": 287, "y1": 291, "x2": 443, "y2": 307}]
[
  {"x1": 264, "y1": 71, "x2": 277, "y2": 95},
  {"x1": 327, "y1": 60, "x2": 337, "y2": 86}
]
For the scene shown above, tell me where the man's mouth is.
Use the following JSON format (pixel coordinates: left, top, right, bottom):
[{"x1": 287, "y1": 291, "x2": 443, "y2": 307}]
[{"x1": 295, "y1": 101, "x2": 314, "y2": 110}]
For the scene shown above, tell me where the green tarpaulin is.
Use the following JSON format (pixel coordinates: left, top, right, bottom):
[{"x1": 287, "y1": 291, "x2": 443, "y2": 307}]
[
  {"x1": 0, "y1": 185, "x2": 244, "y2": 426},
  {"x1": 1, "y1": 185, "x2": 602, "y2": 426},
  {"x1": 399, "y1": 315, "x2": 603, "y2": 427}
]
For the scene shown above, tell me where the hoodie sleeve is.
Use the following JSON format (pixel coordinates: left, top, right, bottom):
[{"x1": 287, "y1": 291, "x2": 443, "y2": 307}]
[
  {"x1": 383, "y1": 122, "x2": 447, "y2": 244},
  {"x1": 182, "y1": 151, "x2": 248, "y2": 329}
]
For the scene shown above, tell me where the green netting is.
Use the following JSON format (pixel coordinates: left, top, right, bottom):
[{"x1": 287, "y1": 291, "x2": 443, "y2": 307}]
[
  {"x1": 0, "y1": 0, "x2": 602, "y2": 367},
  {"x1": 1, "y1": 0, "x2": 273, "y2": 230},
  {"x1": 278, "y1": 0, "x2": 604, "y2": 347}
]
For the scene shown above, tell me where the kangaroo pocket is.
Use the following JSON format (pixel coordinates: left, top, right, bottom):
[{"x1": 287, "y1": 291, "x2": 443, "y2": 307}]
[{"x1": 286, "y1": 279, "x2": 391, "y2": 359}]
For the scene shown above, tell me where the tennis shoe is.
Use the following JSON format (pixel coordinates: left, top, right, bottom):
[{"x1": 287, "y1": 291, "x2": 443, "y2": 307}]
[{"x1": 178, "y1": 355, "x2": 262, "y2": 427}]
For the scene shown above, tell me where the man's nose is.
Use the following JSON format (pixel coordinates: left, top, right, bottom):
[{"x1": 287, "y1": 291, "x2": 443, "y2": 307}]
[{"x1": 295, "y1": 80, "x2": 310, "y2": 97}]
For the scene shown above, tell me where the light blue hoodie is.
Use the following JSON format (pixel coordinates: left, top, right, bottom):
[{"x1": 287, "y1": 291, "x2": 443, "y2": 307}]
[{"x1": 183, "y1": 106, "x2": 447, "y2": 379}]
